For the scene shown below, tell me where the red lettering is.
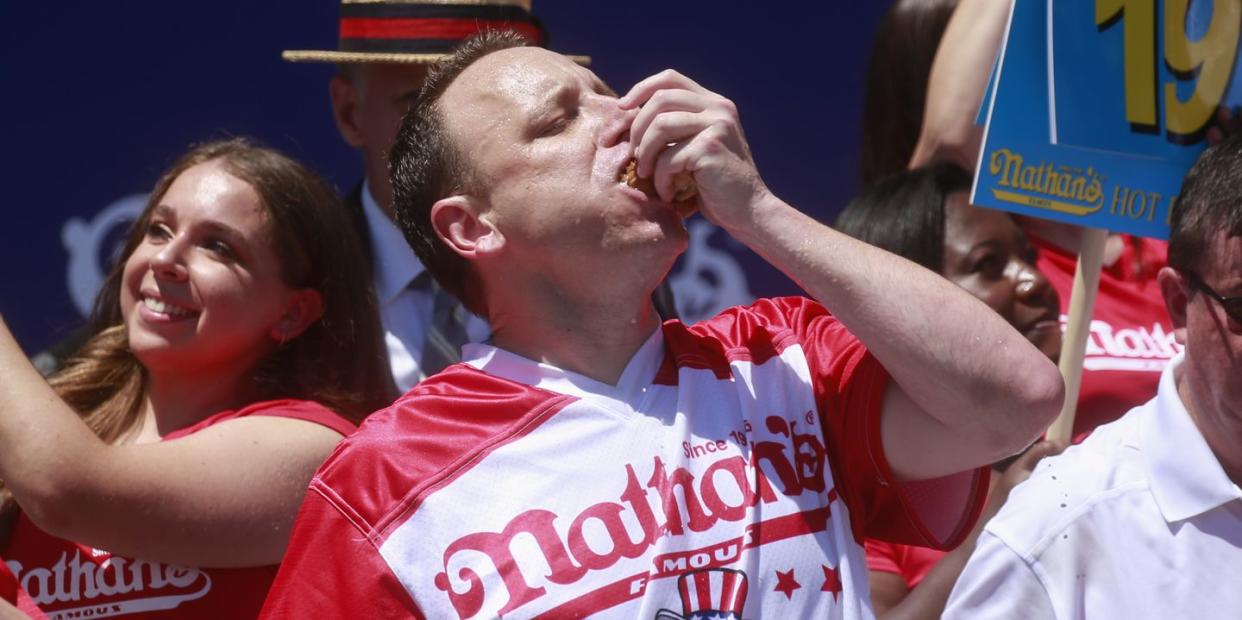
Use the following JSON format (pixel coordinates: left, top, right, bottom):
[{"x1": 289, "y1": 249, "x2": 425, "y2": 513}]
[
  {"x1": 700, "y1": 456, "x2": 751, "y2": 522},
  {"x1": 683, "y1": 438, "x2": 733, "y2": 459},
  {"x1": 433, "y1": 421, "x2": 830, "y2": 616},
  {"x1": 434, "y1": 509, "x2": 585, "y2": 617},
  {"x1": 567, "y1": 502, "x2": 645, "y2": 570},
  {"x1": 619, "y1": 464, "x2": 662, "y2": 544},
  {"x1": 647, "y1": 457, "x2": 714, "y2": 534}
]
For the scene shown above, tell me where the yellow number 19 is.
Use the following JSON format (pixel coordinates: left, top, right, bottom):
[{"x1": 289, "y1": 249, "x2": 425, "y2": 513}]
[
  {"x1": 1096, "y1": 0, "x2": 1158, "y2": 129},
  {"x1": 1097, "y1": 0, "x2": 1241, "y2": 140},
  {"x1": 1164, "y1": 0, "x2": 1240, "y2": 138}
]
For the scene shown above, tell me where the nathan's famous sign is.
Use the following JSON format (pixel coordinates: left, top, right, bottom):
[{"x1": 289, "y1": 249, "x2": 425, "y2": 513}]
[
  {"x1": 985, "y1": 147, "x2": 1169, "y2": 226},
  {"x1": 972, "y1": 0, "x2": 1242, "y2": 240}
]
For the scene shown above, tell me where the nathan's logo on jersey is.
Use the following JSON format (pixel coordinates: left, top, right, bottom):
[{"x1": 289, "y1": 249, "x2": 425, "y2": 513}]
[
  {"x1": 433, "y1": 414, "x2": 827, "y2": 618},
  {"x1": 6, "y1": 551, "x2": 211, "y2": 618},
  {"x1": 1083, "y1": 319, "x2": 1181, "y2": 371},
  {"x1": 655, "y1": 568, "x2": 748, "y2": 620}
]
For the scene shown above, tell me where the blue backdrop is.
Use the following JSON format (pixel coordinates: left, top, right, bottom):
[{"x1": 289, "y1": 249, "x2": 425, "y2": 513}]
[{"x1": 2, "y1": 2, "x2": 889, "y2": 353}]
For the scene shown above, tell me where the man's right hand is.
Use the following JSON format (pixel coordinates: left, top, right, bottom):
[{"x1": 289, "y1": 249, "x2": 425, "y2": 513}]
[{"x1": 619, "y1": 70, "x2": 775, "y2": 235}]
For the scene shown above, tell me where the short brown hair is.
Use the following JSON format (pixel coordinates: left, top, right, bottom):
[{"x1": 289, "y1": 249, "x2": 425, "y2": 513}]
[
  {"x1": 388, "y1": 30, "x2": 531, "y2": 318},
  {"x1": 1169, "y1": 133, "x2": 1242, "y2": 274}
]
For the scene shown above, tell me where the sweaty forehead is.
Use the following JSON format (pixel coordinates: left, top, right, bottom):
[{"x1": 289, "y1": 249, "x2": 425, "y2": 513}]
[{"x1": 442, "y1": 47, "x2": 593, "y2": 135}]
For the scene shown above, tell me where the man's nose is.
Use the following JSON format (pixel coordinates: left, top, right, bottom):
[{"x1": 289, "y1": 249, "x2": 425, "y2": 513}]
[{"x1": 594, "y1": 98, "x2": 638, "y2": 148}]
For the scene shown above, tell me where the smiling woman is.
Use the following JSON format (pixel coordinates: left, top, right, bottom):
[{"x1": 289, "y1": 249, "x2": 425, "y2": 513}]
[{"x1": 0, "y1": 138, "x2": 393, "y2": 618}]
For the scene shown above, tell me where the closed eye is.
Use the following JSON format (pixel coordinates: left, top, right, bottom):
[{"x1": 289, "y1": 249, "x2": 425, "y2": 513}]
[{"x1": 537, "y1": 107, "x2": 578, "y2": 138}]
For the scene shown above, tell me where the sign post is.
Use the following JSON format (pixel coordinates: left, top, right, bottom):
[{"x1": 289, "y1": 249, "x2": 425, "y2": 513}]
[{"x1": 1045, "y1": 228, "x2": 1108, "y2": 445}]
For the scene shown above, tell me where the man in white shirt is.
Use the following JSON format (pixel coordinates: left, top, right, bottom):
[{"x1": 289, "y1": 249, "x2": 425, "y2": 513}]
[{"x1": 944, "y1": 135, "x2": 1242, "y2": 618}]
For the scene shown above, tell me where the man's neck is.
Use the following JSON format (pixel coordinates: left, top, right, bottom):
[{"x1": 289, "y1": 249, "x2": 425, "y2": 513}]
[
  {"x1": 488, "y1": 283, "x2": 663, "y2": 387},
  {"x1": 1178, "y1": 369, "x2": 1242, "y2": 486}
]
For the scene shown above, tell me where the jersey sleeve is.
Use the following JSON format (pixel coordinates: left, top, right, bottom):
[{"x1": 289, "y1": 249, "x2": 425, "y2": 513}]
[
  {"x1": 863, "y1": 538, "x2": 904, "y2": 576},
  {"x1": 260, "y1": 481, "x2": 421, "y2": 619},
  {"x1": 746, "y1": 297, "x2": 990, "y2": 550},
  {"x1": 942, "y1": 530, "x2": 1057, "y2": 620}
]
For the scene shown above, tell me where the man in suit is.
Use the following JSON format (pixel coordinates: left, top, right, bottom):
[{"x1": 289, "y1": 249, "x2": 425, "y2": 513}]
[{"x1": 285, "y1": 0, "x2": 599, "y2": 391}]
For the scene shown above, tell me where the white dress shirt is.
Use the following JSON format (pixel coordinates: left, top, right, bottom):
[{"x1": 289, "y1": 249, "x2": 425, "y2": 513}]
[
  {"x1": 944, "y1": 353, "x2": 1242, "y2": 619},
  {"x1": 361, "y1": 182, "x2": 490, "y2": 392}
]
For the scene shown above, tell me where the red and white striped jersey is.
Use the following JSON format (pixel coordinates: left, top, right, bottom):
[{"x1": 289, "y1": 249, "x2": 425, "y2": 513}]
[{"x1": 262, "y1": 297, "x2": 987, "y2": 619}]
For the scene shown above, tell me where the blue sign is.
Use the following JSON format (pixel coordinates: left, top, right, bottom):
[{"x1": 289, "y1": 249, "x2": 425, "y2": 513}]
[
  {"x1": 1053, "y1": 0, "x2": 1240, "y2": 154},
  {"x1": 972, "y1": 0, "x2": 1240, "y2": 239}
]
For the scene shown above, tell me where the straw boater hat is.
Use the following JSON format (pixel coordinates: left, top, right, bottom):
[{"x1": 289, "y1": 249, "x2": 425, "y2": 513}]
[{"x1": 282, "y1": 0, "x2": 589, "y2": 65}]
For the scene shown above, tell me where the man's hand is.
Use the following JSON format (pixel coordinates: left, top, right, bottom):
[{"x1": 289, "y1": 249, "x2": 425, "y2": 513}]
[
  {"x1": 623, "y1": 71, "x2": 1061, "y2": 483},
  {"x1": 619, "y1": 70, "x2": 772, "y2": 232}
]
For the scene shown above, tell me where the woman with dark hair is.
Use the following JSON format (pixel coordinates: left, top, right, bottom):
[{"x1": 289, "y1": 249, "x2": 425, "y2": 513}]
[
  {"x1": 836, "y1": 162, "x2": 1062, "y2": 618},
  {"x1": 0, "y1": 138, "x2": 393, "y2": 618},
  {"x1": 860, "y1": 0, "x2": 959, "y2": 185}
]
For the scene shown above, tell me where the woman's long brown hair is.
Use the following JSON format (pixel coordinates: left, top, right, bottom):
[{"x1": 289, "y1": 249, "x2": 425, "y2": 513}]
[{"x1": 0, "y1": 139, "x2": 394, "y2": 537}]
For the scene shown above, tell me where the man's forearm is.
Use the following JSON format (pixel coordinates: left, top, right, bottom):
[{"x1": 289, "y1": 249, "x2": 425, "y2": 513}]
[{"x1": 725, "y1": 196, "x2": 1062, "y2": 476}]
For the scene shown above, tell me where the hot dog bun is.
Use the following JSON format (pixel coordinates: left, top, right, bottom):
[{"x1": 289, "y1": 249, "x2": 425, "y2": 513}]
[{"x1": 621, "y1": 160, "x2": 698, "y2": 215}]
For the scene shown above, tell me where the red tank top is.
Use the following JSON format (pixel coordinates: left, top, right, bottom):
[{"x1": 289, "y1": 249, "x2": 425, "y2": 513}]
[{"x1": 1, "y1": 399, "x2": 355, "y2": 619}]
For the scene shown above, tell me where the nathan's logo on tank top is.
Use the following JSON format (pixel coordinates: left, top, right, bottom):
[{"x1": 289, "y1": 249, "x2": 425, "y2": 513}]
[
  {"x1": 433, "y1": 414, "x2": 829, "y2": 618},
  {"x1": 1083, "y1": 318, "x2": 1181, "y2": 372},
  {"x1": 5, "y1": 551, "x2": 211, "y2": 618}
]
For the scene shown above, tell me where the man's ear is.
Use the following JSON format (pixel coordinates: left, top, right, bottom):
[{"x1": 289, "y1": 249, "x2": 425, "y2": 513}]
[
  {"x1": 430, "y1": 196, "x2": 505, "y2": 259},
  {"x1": 1157, "y1": 266, "x2": 1189, "y2": 345},
  {"x1": 330, "y1": 75, "x2": 365, "y2": 149},
  {"x1": 270, "y1": 289, "x2": 326, "y2": 344}
]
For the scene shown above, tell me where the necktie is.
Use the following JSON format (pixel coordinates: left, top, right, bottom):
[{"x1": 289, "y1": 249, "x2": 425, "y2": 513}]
[{"x1": 417, "y1": 272, "x2": 470, "y2": 378}]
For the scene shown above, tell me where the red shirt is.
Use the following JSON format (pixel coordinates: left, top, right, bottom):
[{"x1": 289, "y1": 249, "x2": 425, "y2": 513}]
[
  {"x1": 1033, "y1": 235, "x2": 1179, "y2": 442},
  {"x1": 0, "y1": 558, "x2": 15, "y2": 605},
  {"x1": 2, "y1": 399, "x2": 355, "y2": 619},
  {"x1": 864, "y1": 539, "x2": 945, "y2": 588},
  {"x1": 261, "y1": 298, "x2": 989, "y2": 619}
]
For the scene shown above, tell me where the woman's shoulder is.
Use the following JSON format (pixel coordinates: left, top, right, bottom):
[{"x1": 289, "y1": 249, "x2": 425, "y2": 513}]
[{"x1": 164, "y1": 399, "x2": 357, "y2": 441}]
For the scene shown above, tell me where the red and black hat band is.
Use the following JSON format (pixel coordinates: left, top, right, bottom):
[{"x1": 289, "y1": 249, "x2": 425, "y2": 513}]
[{"x1": 339, "y1": 3, "x2": 547, "y2": 54}]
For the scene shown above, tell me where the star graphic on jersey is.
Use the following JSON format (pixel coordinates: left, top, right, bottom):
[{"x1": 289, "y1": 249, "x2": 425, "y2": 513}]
[
  {"x1": 774, "y1": 568, "x2": 801, "y2": 600},
  {"x1": 821, "y1": 564, "x2": 842, "y2": 601}
]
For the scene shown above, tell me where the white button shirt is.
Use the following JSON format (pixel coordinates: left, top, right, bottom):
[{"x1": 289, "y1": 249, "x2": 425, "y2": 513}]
[
  {"x1": 944, "y1": 353, "x2": 1242, "y2": 619},
  {"x1": 361, "y1": 182, "x2": 490, "y2": 392}
]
